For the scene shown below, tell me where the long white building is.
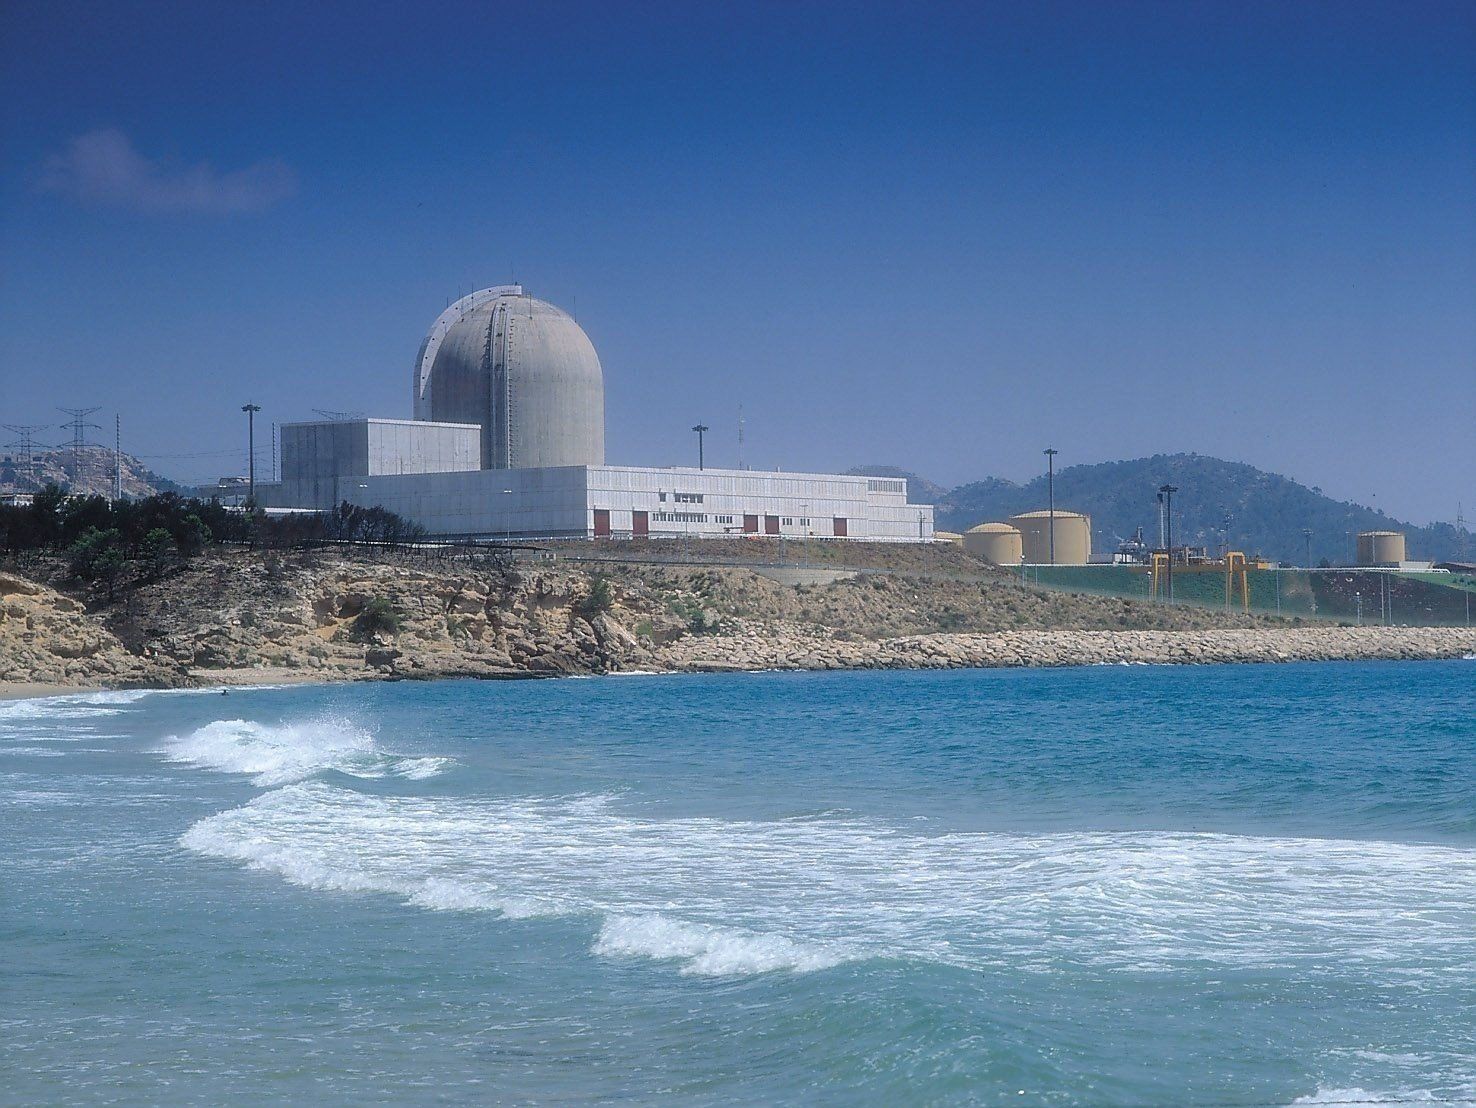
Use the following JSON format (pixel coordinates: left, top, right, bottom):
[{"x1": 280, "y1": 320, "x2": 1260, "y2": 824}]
[{"x1": 254, "y1": 286, "x2": 933, "y2": 542}]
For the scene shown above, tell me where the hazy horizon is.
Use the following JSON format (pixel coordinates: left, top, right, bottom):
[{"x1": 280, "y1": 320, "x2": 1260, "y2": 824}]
[{"x1": 3, "y1": 2, "x2": 1472, "y2": 524}]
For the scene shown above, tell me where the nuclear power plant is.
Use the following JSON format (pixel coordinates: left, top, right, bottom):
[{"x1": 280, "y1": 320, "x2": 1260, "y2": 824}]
[{"x1": 256, "y1": 286, "x2": 933, "y2": 542}]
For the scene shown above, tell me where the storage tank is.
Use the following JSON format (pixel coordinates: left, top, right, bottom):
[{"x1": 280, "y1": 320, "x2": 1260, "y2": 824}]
[
  {"x1": 934, "y1": 530, "x2": 964, "y2": 545},
  {"x1": 1007, "y1": 510, "x2": 1091, "y2": 564},
  {"x1": 963, "y1": 522, "x2": 1023, "y2": 565},
  {"x1": 413, "y1": 285, "x2": 604, "y2": 469},
  {"x1": 1357, "y1": 530, "x2": 1406, "y2": 567}
]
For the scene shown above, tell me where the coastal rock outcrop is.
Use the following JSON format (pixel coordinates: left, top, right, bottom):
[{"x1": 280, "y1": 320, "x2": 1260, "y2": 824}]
[{"x1": 2, "y1": 550, "x2": 1473, "y2": 693}]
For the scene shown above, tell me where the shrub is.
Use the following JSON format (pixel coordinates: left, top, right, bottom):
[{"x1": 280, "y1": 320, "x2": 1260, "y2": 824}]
[
  {"x1": 176, "y1": 514, "x2": 211, "y2": 556},
  {"x1": 576, "y1": 575, "x2": 614, "y2": 619},
  {"x1": 352, "y1": 596, "x2": 400, "y2": 639}
]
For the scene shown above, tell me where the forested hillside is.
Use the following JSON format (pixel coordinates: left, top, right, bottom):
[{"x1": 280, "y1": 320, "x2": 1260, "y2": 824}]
[{"x1": 857, "y1": 454, "x2": 1470, "y2": 565}]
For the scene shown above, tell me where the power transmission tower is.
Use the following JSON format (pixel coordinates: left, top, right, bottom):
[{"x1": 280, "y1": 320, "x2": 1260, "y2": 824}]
[
  {"x1": 58, "y1": 406, "x2": 103, "y2": 487},
  {"x1": 3, "y1": 424, "x2": 51, "y2": 485}
]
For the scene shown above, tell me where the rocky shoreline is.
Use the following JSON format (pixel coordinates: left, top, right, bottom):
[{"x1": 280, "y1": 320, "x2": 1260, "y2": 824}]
[
  {"x1": 659, "y1": 620, "x2": 1476, "y2": 673},
  {"x1": 3, "y1": 554, "x2": 1473, "y2": 695}
]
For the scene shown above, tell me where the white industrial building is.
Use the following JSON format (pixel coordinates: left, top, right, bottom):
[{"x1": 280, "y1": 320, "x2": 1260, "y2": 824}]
[{"x1": 254, "y1": 286, "x2": 933, "y2": 542}]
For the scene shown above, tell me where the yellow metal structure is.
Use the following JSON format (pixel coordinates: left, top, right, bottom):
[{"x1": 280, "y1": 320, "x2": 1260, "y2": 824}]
[
  {"x1": 1149, "y1": 551, "x2": 1251, "y2": 612},
  {"x1": 1224, "y1": 551, "x2": 1250, "y2": 614},
  {"x1": 1149, "y1": 552, "x2": 1170, "y2": 600}
]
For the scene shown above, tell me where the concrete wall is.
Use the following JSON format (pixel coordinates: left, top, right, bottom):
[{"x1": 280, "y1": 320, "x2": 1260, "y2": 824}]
[
  {"x1": 280, "y1": 419, "x2": 479, "y2": 484},
  {"x1": 585, "y1": 467, "x2": 931, "y2": 542},
  {"x1": 258, "y1": 464, "x2": 934, "y2": 542}
]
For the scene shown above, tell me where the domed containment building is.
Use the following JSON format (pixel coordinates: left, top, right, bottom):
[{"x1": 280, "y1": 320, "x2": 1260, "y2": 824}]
[
  {"x1": 413, "y1": 286, "x2": 604, "y2": 470},
  {"x1": 962, "y1": 522, "x2": 1023, "y2": 565},
  {"x1": 256, "y1": 285, "x2": 934, "y2": 542},
  {"x1": 1007, "y1": 510, "x2": 1091, "y2": 564}
]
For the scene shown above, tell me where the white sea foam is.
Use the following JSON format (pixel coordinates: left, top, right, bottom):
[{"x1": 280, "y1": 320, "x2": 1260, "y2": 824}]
[
  {"x1": 0, "y1": 689, "x2": 152, "y2": 721},
  {"x1": 1291, "y1": 1088, "x2": 1476, "y2": 1106},
  {"x1": 159, "y1": 717, "x2": 450, "y2": 786},
  {"x1": 181, "y1": 782, "x2": 1476, "y2": 979},
  {"x1": 594, "y1": 914, "x2": 843, "y2": 975}
]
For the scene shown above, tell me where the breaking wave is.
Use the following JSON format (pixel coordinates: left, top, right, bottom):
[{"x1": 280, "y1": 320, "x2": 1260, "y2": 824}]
[
  {"x1": 181, "y1": 781, "x2": 1476, "y2": 979},
  {"x1": 594, "y1": 914, "x2": 843, "y2": 975},
  {"x1": 159, "y1": 718, "x2": 450, "y2": 786},
  {"x1": 0, "y1": 689, "x2": 153, "y2": 722}
]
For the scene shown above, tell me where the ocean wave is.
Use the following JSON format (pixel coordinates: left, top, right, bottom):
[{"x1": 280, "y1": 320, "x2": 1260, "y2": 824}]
[
  {"x1": 594, "y1": 913, "x2": 844, "y2": 975},
  {"x1": 0, "y1": 689, "x2": 153, "y2": 721},
  {"x1": 158, "y1": 717, "x2": 451, "y2": 786},
  {"x1": 1291, "y1": 1088, "x2": 1476, "y2": 1106},
  {"x1": 179, "y1": 782, "x2": 1476, "y2": 980}
]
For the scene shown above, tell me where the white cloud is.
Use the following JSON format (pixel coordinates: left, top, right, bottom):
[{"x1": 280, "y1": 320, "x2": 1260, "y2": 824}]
[{"x1": 38, "y1": 129, "x2": 296, "y2": 214}]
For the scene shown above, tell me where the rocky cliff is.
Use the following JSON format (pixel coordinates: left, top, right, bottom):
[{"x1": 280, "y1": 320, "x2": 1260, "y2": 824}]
[{"x1": 2, "y1": 548, "x2": 1473, "y2": 692}]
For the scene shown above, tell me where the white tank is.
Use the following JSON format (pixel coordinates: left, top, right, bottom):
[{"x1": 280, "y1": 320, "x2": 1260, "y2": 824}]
[{"x1": 413, "y1": 286, "x2": 604, "y2": 469}]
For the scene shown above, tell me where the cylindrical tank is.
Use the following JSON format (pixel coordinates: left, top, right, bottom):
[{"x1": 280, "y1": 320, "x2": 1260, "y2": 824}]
[
  {"x1": 963, "y1": 522, "x2": 1024, "y2": 565},
  {"x1": 934, "y1": 530, "x2": 964, "y2": 545},
  {"x1": 1007, "y1": 510, "x2": 1091, "y2": 564},
  {"x1": 1357, "y1": 530, "x2": 1406, "y2": 566},
  {"x1": 413, "y1": 285, "x2": 605, "y2": 469}
]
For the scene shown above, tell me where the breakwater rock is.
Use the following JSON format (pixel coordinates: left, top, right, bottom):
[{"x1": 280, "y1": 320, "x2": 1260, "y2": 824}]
[{"x1": 657, "y1": 622, "x2": 1476, "y2": 672}]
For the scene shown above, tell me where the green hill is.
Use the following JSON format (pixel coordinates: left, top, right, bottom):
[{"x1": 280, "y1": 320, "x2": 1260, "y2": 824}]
[{"x1": 930, "y1": 454, "x2": 1469, "y2": 565}]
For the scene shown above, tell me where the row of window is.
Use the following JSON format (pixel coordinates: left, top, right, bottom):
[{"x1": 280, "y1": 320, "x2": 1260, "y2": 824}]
[
  {"x1": 657, "y1": 491, "x2": 706, "y2": 503},
  {"x1": 652, "y1": 511, "x2": 708, "y2": 523}
]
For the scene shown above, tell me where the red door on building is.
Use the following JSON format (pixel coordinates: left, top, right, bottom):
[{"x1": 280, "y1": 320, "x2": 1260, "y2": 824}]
[
  {"x1": 764, "y1": 515, "x2": 780, "y2": 535},
  {"x1": 832, "y1": 517, "x2": 848, "y2": 537},
  {"x1": 743, "y1": 514, "x2": 759, "y2": 534},
  {"x1": 632, "y1": 510, "x2": 648, "y2": 537},
  {"x1": 593, "y1": 509, "x2": 611, "y2": 537}
]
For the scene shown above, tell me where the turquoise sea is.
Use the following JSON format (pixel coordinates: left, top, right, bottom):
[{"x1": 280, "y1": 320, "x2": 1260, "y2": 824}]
[{"x1": 4, "y1": 661, "x2": 1475, "y2": 1105}]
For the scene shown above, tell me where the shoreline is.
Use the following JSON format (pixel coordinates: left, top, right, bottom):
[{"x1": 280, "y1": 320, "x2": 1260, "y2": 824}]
[{"x1": 4, "y1": 627, "x2": 1472, "y2": 700}]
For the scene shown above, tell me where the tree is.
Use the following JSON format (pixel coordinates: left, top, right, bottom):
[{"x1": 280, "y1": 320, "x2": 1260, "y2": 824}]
[
  {"x1": 141, "y1": 527, "x2": 177, "y2": 577},
  {"x1": 176, "y1": 514, "x2": 211, "y2": 556},
  {"x1": 68, "y1": 527, "x2": 125, "y2": 582}
]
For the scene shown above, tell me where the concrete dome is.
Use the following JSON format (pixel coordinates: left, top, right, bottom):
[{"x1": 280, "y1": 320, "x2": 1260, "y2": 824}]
[{"x1": 413, "y1": 285, "x2": 604, "y2": 469}]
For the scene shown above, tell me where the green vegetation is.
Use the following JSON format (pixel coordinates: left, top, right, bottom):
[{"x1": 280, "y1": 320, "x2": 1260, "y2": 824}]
[
  {"x1": 0, "y1": 485, "x2": 425, "y2": 559},
  {"x1": 1012, "y1": 564, "x2": 1475, "y2": 627},
  {"x1": 352, "y1": 597, "x2": 401, "y2": 640},
  {"x1": 576, "y1": 575, "x2": 615, "y2": 619},
  {"x1": 67, "y1": 528, "x2": 127, "y2": 588}
]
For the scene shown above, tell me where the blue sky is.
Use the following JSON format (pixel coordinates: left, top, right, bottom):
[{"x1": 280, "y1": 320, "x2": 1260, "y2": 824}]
[{"x1": 2, "y1": 1, "x2": 1472, "y2": 523}]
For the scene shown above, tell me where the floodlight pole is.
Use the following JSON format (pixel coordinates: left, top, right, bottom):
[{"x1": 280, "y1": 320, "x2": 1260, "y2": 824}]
[
  {"x1": 242, "y1": 404, "x2": 262, "y2": 506},
  {"x1": 692, "y1": 424, "x2": 709, "y2": 470},
  {"x1": 1159, "y1": 484, "x2": 1178, "y2": 602}
]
